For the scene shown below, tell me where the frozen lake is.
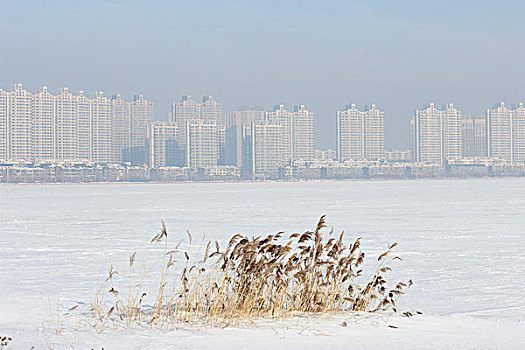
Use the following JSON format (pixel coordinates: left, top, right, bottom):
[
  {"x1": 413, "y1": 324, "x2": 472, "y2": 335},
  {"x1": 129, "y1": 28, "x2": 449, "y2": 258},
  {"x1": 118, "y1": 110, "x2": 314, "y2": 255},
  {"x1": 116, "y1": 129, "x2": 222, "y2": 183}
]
[{"x1": 1, "y1": 178, "x2": 524, "y2": 348}]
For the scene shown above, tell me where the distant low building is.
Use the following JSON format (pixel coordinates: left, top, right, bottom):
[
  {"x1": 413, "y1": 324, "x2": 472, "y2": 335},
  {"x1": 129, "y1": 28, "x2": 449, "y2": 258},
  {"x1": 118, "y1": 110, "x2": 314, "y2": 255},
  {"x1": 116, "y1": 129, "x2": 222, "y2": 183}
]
[
  {"x1": 203, "y1": 166, "x2": 240, "y2": 177},
  {"x1": 314, "y1": 149, "x2": 336, "y2": 161},
  {"x1": 385, "y1": 150, "x2": 410, "y2": 162}
]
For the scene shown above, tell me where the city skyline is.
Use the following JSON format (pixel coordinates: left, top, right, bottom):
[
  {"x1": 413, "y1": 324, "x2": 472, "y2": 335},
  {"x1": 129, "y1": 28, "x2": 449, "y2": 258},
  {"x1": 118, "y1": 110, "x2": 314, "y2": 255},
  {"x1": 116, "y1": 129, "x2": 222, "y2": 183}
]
[
  {"x1": 3, "y1": 82, "x2": 525, "y2": 152},
  {"x1": 2, "y1": 1, "x2": 525, "y2": 150},
  {"x1": 4, "y1": 83, "x2": 525, "y2": 150},
  {"x1": 2, "y1": 82, "x2": 525, "y2": 181}
]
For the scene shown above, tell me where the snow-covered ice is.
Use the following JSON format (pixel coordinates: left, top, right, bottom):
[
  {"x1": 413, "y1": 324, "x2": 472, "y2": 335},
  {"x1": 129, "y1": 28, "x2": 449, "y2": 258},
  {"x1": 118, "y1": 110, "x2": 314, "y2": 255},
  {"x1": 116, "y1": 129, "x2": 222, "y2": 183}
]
[{"x1": 1, "y1": 179, "x2": 524, "y2": 349}]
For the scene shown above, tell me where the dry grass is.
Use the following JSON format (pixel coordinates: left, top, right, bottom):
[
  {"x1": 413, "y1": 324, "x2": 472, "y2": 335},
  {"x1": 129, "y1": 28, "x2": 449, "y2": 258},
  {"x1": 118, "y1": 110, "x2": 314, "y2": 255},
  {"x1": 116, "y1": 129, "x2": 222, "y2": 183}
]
[{"x1": 88, "y1": 216, "x2": 412, "y2": 329}]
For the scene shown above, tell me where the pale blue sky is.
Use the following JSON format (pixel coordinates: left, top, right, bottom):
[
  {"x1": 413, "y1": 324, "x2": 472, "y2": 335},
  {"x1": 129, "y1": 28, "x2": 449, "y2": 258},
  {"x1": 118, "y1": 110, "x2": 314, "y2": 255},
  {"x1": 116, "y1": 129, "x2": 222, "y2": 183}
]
[{"x1": 1, "y1": 0, "x2": 525, "y2": 148}]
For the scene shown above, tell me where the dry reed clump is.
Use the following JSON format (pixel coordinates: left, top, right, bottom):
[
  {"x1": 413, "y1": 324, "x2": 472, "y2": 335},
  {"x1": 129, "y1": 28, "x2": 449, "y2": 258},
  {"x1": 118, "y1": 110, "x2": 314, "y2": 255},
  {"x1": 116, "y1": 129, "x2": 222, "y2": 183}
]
[{"x1": 89, "y1": 216, "x2": 412, "y2": 329}]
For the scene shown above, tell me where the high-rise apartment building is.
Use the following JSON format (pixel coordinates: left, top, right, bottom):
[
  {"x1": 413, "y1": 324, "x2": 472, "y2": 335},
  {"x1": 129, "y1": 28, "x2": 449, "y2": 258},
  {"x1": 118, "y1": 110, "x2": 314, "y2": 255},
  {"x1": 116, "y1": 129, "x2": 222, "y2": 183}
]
[
  {"x1": 442, "y1": 103, "x2": 463, "y2": 160},
  {"x1": 266, "y1": 105, "x2": 292, "y2": 163},
  {"x1": 171, "y1": 95, "x2": 199, "y2": 123},
  {"x1": 31, "y1": 87, "x2": 56, "y2": 161},
  {"x1": 487, "y1": 102, "x2": 525, "y2": 163},
  {"x1": 1, "y1": 84, "x2": 154, "y2": 164},
  {"x1": 364, "y1": 104, "x2": 385, "y2": 160},
  {"x1": 462, "y1": 115, "x2": 487, "y2": 158},
  {"x1": 292, "y1": 105, "x2": 315, "y2": 161},
  {"x1": 111, "y1": 94, "x2": 153, "y2": 164},
  {"x1": 515, "y1": 103, "x2": 525, "y2": 163},
  {"x1": 217, "y1": 123, "x2": 226, "y2": 166},
  {"x1": 242, "y1": 121, "x2": 284, "y2": 179},
  {"x1": 56, "y1": 88, "x2": 78, "y2": 160},
  {"x1": 111, "y1": 94, "x2": 131, "y2": 163},
  {"x1": 76, "y1": 91, "x2": 92, "y2": 160},
  {"x1": 172, "y1": 95, "x2": 223, "y2": 166},
  {"x1": 0, "y1": 89, "x2": 9, "y2": 160},
  {"x1": 171, "y1": 95, "x2": 197, "y2": 135},
  {"x1": 186, "y1": 120, "x2": 219, "y2": 169},
  {"x1": 266, "y1": 104, "x2": 314, "y2": 164},
  {"x1": 410, "y1": 103, "x2": 462, "y2": 164},
  {"x1": 147, "y1": 122, "x2": 178, "y2": 168},
  {"x1": 128, "y1": 94, "x2": 153, "y2": 164},
  {"x1": 337, "y1": 104, "x2": 385, "y2": 161},
  {"x1": 487, "y1": 102, "x2": 512, "y2": 162},
  {"x1": 91, "y1": 92, "x2": 112, "y2": 163},
  {"x1": 410, "y1": 103, "x2": 441, "y2": 164},
  {"x1": 337, "y1": 104, "x2": 362, "y2": 161},
  {"x1": 201, "y1": 96, "x2": 223, "y2": 124},
  {"x1": 8, "y1": 84, "x2": 32, "y2": 160},
  {"x1": 225, "y1": 110, "x2": 265, "y2": 166}
]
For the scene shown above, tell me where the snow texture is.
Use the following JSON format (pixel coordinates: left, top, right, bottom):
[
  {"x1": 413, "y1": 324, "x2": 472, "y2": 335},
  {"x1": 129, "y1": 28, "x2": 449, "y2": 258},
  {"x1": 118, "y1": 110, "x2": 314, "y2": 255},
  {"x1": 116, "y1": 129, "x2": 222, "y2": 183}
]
[{"x1": 1, "y1": 179, "x2": 524, "y2": 349}]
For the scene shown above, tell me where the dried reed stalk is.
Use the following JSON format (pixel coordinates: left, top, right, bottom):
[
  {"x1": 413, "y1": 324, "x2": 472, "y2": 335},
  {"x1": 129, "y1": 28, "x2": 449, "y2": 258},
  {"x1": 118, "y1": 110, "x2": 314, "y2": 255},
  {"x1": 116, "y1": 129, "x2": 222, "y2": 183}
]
[{"x1": 90, "y1": 216, "x2": 412, "y2": 328}]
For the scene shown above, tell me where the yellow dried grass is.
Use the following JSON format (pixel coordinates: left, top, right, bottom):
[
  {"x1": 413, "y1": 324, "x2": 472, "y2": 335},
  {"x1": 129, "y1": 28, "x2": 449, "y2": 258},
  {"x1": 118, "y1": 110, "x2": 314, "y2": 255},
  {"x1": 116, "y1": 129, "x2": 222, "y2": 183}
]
[{"x1": 89, "y1": 216, "x2": 412, "y2": 328}]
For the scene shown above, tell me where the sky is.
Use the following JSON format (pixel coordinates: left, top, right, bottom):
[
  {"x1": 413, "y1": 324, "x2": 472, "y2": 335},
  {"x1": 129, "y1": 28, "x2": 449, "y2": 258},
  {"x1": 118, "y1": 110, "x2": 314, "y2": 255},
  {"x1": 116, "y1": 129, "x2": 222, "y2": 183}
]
[{"x1": 1, "y1": 0, "x2": 525, "y2": 149}]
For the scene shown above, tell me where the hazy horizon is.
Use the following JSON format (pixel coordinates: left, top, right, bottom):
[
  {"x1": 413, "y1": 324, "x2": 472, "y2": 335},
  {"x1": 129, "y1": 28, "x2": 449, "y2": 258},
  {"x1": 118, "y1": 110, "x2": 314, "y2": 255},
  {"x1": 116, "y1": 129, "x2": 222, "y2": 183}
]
[{"x1": 2, "y1": 0, "x2": 525, "y2": 149}]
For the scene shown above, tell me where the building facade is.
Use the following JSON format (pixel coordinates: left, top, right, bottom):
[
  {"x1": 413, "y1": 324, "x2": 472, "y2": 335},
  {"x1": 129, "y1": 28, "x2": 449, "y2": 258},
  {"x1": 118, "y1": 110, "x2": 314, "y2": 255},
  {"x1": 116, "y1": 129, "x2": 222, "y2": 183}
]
[
  {"x1": 243, "y1": 121, "x2": 284, "y2": 179},
  {"x1": 129, "y1": 94, "x2": 153, "y2": 164},
  {"x1": 0, "y1": 89, "x2": 8, "y2": 160},
  {"x1": 76, "y1": 91, "x2": 92, "y2": 160},
  {"x1": 266, "y1": 105, "x2": 292, "y2": 164},
  {"x1": 462, "y1": 115, "x2": 487, "y2": 158},
  {"x1": 266, "y1": 104, "x2": 314, "y2": 164},
  {"x1": 172, "y1": 95, "x2": 223, "y2": 166},
  {"x1": 385, "y1": 150, "x2": 411, "y2": 162},
  {"x1": 441, "y1": 103, "x2": 463, "y2": 161},
  {"x1": 516, "y1": 103, "x2": 525, "y2": 164},
  {"x1": 292, "y1": 105, "x2": 315, "y2": 161},
  {"x1": 225, "y1": 109, "x2": 265, "y2": 166},
  {"x1": 186, "y1": 120, "x2": 219, "y2": 169},
  {"x1": 56, "y1": 88, "x2": 78, "y2": 160},
  {"x1": 201, "y1": 96, "x2": 223, "y2": 124},
  {"x1": 8, "y1": 84, "x2": 32, "y2": 160},
  {"x1": 171, "y1": 95, "x2": 199, "y2": 147},
  {"x1": 364, "y1": 104, "x2": 385, "y2": 160},
  {"x1": 314, "y1": 149, "x2": 337, "y2": 161},
  {"x1": 91, "y1": 92, "x2": 112, "y2": 163},
  {"x1": 1, "y1": 84, "x2": 153, "y2": 164},
  {"x1": 147, "y1": 122, "x2": 178, "y2": 168},
  {"x1": 487, "y1": 102, "x2": 525, "y2": 163},
  {"x1": 410, "y1": 103, "x2": 462, "y2": 164},
  {"x1": 111, "y1": 94, "x2": 131, "y2": 163},
  {"x1": 31, "y1": 87, "x2": 56, "y2": 161},
  {"x1": 337, "y1": 104, "x2": 385, "y2": 161}
]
